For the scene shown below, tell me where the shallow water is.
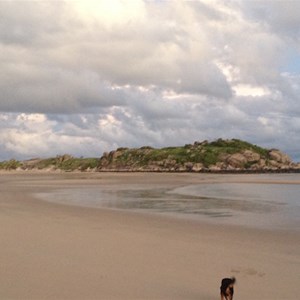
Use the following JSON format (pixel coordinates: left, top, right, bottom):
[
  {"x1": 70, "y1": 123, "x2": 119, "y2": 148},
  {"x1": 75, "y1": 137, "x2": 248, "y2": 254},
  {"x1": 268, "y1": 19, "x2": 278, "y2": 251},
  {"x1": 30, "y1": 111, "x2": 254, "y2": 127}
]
[{"x1": 36, "y1": 174, "x2": 300, "y2": 230}]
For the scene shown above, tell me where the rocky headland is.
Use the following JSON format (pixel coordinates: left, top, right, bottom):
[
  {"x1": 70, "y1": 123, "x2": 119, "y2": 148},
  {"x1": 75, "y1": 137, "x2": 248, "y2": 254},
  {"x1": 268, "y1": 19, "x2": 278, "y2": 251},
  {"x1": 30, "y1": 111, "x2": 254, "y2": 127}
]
[
  {"x1": 1, "y1": 139, "x2": 299, "y2": 173},
  {"x1": 98, "y1": 139, "x2": 300, "y2": 173}
]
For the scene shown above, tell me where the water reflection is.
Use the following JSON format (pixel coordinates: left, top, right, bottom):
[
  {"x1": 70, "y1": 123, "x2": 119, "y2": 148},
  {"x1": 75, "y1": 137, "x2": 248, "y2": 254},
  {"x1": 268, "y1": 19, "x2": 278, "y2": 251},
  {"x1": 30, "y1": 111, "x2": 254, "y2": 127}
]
[
  {"x1": 111, "y1": 188, "x2": 275, "y2": 216},
  {"x1": 36, "y1": 181, "x2": 300, "y2": 229},
  {"x1": 37, "y1": 186, "x2": 277, "y2": 216}
]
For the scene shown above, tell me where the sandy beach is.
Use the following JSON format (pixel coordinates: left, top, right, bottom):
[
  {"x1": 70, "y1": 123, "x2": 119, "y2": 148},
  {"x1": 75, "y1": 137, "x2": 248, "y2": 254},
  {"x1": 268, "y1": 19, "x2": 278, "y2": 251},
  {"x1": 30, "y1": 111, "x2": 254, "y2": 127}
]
[{"x1": 0, "y1": 172, "x2": 299, "y2": 300}]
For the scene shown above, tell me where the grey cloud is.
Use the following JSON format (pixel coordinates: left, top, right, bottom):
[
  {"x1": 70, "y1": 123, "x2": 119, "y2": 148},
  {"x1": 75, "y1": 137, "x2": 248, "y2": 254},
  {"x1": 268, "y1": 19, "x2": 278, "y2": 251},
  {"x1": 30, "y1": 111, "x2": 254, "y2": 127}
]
[
  {"x1": 188, "y1": 1, "x2": 224, "y2": 21},
  {"x1": 241, "y1": 1, "x2": 300, "y2": 39},
  {"x1": 127, "y1": 89, "x2": 188, "y2": 122},
  {"x1": 0, "y1": 1, "x2": 67, "y2": 46},
  {"x1": 178, "y1": 62, "x2": 232, "y2": 98},
  {"x1": 278, "y1": 74, "x2": 300, "y2": 115},
  {"x1": 0, "y1": 66, "x2": 127, "y2": 113},
  {"x1": 183, "y1": 1, "x2": 286, "y2": 87}
]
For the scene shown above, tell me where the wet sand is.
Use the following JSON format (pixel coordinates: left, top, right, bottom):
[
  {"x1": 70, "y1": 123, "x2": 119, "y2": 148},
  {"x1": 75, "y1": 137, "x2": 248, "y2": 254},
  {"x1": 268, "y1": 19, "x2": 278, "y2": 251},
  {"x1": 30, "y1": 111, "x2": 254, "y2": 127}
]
[{"x1": 0, "y1": 172, "x2": 299, "y2": 299}]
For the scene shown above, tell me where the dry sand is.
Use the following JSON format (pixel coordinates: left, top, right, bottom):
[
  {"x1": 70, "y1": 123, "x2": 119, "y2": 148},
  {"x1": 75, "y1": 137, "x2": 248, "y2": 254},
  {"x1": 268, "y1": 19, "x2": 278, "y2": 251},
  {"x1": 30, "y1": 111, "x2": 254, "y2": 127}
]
[{"x1": 0, "y1": 172, "x2": 299, "y2": 300}]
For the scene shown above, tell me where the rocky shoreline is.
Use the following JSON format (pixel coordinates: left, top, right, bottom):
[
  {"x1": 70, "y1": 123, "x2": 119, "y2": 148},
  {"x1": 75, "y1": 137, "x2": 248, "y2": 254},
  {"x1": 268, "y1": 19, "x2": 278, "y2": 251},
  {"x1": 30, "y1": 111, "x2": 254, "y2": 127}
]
[{"x1": 94, "y1": 167, "x2": 300, "y2": 174}]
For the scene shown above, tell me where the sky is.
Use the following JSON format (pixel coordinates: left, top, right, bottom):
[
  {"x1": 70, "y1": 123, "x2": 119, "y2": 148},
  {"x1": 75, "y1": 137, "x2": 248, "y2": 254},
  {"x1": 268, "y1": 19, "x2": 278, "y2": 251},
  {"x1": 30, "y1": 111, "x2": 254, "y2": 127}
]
[{"x1": 0, "y1": 0, "x2": 300, "y2": 161}]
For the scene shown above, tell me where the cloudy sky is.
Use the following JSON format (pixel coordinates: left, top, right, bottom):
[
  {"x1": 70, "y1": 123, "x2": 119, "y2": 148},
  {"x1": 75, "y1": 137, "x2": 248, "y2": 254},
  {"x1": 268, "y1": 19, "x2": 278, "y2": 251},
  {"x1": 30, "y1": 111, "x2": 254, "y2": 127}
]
[{"x1": 1, "y1": 0, "x2": 300, "y2": 161}]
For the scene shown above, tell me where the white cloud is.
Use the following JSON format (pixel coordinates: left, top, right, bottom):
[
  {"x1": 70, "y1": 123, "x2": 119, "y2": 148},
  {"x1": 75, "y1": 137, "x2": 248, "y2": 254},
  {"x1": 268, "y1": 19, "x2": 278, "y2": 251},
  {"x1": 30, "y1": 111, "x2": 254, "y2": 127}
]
[
  {"x1": 16, "y1": 113, "x2": 47, "y2": 123},
  {"x1": 73, "y1": 0, "x2": 146, "y2": 26},
  {"x1": 233, "y1": 84, "x2": 271, "y2": 97}
]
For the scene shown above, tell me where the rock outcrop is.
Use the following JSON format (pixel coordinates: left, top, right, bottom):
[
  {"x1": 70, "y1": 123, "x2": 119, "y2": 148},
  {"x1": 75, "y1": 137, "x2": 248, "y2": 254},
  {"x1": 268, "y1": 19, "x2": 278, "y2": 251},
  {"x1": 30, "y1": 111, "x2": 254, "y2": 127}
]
[{"x1": 97, "y1": 139, "x2": 299, "y2": 173}]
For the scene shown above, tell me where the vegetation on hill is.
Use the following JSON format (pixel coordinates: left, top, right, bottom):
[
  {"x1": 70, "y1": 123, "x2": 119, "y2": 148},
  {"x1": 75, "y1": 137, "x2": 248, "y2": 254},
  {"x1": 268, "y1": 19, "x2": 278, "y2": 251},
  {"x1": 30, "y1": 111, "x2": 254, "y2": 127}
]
[
  {"x1": 0, "y1": 155, "x2": 99, "y2": 171},
  {"x1": 0, "y1": 139, "x2": 298, "y2": 172},
  {"x1": 0, "y1": 159, "x2": 22, "y2": 170}
]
